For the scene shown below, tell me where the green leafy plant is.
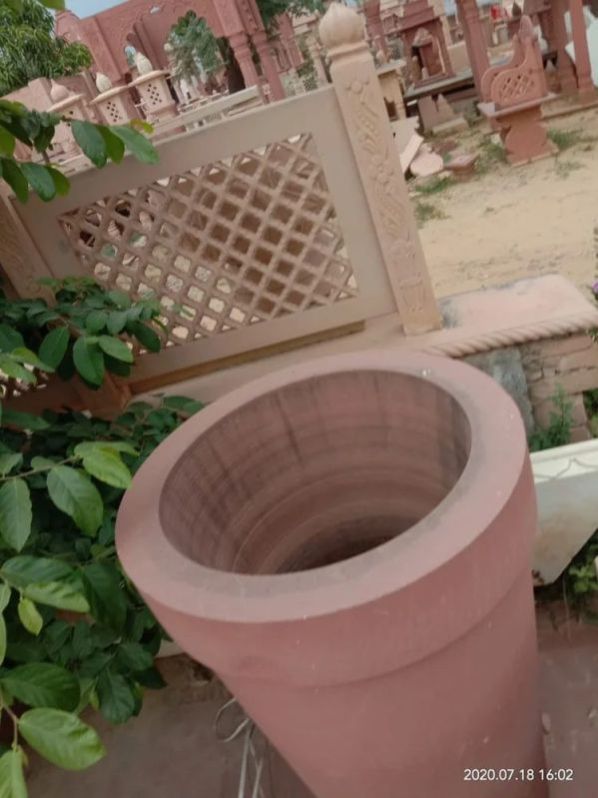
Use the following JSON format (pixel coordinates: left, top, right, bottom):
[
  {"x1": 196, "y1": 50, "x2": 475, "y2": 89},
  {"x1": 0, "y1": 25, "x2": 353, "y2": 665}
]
[
  {"x1": 0, "y1": 277, "x2": 204, "y2": 792},
  {"x1": 536, "y1": 529, "x2": 598, "y2": 618},
  {"x1": 415, "y1": 175, "x2": 454, "y2": 196},
  {"x1": 476, "y1": 136, "x2": 507, "y2": 175},
  {"x1": 0, "y1": 0, "x2": 92, "y2": 96},
  {"x1": 0, "y1": 100, "x2": 157, "y2": 202},
  {"x1": 414, "y1": 200, "x2": 448, "y2": 226},
  {"x1": 0, "y1": 277, "x2": 163, "y2": 389},
  {"x1": 528, "y1": 385, "x2": 573, "y2": 452}
]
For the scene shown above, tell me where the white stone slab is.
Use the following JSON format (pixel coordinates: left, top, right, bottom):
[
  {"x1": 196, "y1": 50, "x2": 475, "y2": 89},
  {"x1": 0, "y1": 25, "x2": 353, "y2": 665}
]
[{"x1": 532, "y1": 438, "x2": 598, "y2": 585}]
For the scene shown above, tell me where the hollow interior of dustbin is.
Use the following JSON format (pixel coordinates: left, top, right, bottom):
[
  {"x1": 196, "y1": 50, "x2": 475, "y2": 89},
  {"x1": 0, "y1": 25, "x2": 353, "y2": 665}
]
[{"x1": 160, "y1": 370, "x2": 471, "y2": 575}]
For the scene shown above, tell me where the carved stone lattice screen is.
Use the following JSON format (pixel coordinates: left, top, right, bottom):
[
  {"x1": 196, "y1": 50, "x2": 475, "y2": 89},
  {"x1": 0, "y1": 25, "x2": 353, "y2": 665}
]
[{"x1": 58, "y1": 134, "x2": 358, "y2": 349}]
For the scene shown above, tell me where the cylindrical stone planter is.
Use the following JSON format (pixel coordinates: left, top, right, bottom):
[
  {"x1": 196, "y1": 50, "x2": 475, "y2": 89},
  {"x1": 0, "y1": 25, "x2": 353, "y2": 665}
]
[{"x1": 116, "y1": 352, "x2": 546, "y2": 798}]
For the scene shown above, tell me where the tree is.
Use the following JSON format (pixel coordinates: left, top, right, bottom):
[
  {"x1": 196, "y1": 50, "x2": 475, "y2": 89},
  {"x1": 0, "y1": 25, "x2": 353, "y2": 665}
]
[
  {"x1": 0, "y1": 0, "x2": 92, "y2": 96},
  {"x1": 168, "y1": 0, "x2": 325, "y2": 89},
  {"x1": 257, "y1": 0, "x2": 325, "y2": 29}
]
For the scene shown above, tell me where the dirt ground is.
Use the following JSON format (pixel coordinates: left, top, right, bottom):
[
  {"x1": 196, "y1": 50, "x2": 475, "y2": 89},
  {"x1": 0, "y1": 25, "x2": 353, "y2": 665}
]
[{"x1": 415, "y1": 107, "x2": 598, "y2": 300}]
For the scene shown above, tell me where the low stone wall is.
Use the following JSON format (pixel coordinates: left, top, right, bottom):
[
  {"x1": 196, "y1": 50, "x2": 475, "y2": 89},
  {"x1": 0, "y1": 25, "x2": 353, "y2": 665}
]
[{"x1": 521, "y1": 333, "x2": 598, "y2": 441}]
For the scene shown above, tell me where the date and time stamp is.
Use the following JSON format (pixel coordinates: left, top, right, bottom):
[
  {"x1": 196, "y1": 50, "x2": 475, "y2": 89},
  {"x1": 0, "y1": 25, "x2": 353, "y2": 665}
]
[{"x1": 464, "y1": 768, "x2": 574, "y2": 783}]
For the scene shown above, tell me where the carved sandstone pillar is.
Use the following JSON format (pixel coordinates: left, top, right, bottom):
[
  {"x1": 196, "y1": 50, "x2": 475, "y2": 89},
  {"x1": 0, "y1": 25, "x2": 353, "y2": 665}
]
[
  {"x1": 229, "y1": 31, "x2": 261, "y2": 91},
  {"x1": 363, "y1": 0, "x2": 389, "y2": 56},
  {"x1": 455, "y1": 0, "x2": 490, "y2": 97},
  {"x1": 251, "y1": 30, "x2": 287, "y2": 100},
  {"x1": 568, "y1": 0, "x2": 596, "y2": 101},
  {"x1": 320, "y1": 3, "x2": 441, "y2": 334},
  {"x1": 552, "y1": 0, "x2": 578, "y2": 93}
]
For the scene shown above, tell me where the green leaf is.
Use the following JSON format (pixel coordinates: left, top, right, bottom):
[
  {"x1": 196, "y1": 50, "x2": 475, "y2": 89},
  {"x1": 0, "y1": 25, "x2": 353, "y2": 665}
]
[
  {"x1": 0, "y1": 356, "x2": 35, "y2": 384},
  {"x1": 129, "y1": 119, "x2": 153, "y2": 134},
  {"x1": 0, "y1": 454, "x2": 22, "y2": 477},
  {"x1": 96, "y1": 670, "x2": 136, "y2": 724},
  {"x1": 47, "y1": 466, "x2": 103, "y2": 537},
  {"x1": 131, "y1": 323, "x2": 161, "y2": 353},
  {"x1": 1, "y1": 557, "x2": 72, "y2": 588},
  {"x1": 0, "y1": 750, "x2": 27, "y2": 798},
  {"x1": 74, "y1": 444, "x2": 131, "y2": 489},
  {"x1": 72, "y1": 337, "x2": 105, "y2": 387},
  {"x1": 71, "y1": 622, "x2": 94, "y2": 660},
  {"x1": 83, "y1": 563, "x2": 126, "y2": 631},
  {"x1": 115, "y1": 642, "x2": 153, "y2": 673},
  {"x1": 18, "y1": 708, "x2": 105, "y2": 771},
  {"x1": 45, "y1": 167, "x2": 70, "y2": 197},
  {"x1": 162, "y1": 396, "x2": 204, "y2": 414},
  {"x1": 0, "y1": 617, "x2": 6, "y2": 668},
  {"x1": 38, "y1": 328, "x2": 69, "y2": 370},
  {"x1": 2, "y1": 664, "x2": 80, "y2": 711},
  {"x1": 11, "y1": 348, "x2": 53, "y2": 372},
  {"x1": 0, "y1": 326, "x2": 24, "y2": 353},
  {"x1": 85, "y1": 311, "x2": 107, "y2": 334},
  {"x1": 0, "y1": 159, "x2": 28, "y2": 203},
  {"x1": 98, "y1": 126, "x2": 125, "y2": 164},
  {"x1": 18, "y1": 597, "x2": 43, "y2": 637},
  {"x1": 0, "y1": 480, "x2": 32, "y2": 552},
  {"x1": 107, "y1": 291, "x2": 130, "y2": 310},
  {"x1": 39, "y1": 0, "x2": 66, "y2": 8},
  {"x1": 70, "y1": 121, "x2": 107, "y2": 168},
  {"x1": 97, "y1": 441, "x2": 138, "y2": 456},
  {"x1": 0, "y1": 127, "x2": 15, "y2": 158},
  {"x1": 111, "y1": 126, "x2": 158, "y2": 165},
  {"x1": 23, "y1": 582, "x2": 89, "y2": 614},
  {"x1": 0, "y1": 584, "x2": 11, "y2": 613},
  {"x1": 104, "y1": 356, "x2": 131, "y2": 379},
  {"x1": 97, "y1": 336, "x2": 133, "y2": 363},
  {"x1": 1, "y1": 410, "x2": 49, "y2": 432},
  {"x1": 30, "y1": 457, "x2": 56, "y2": 471},
  {"x1": 19, "y1": 163, "x2": 56, "y2": 202},
  {"x1": 106, "y1": 311, "x2": 127, "y2": 335}
]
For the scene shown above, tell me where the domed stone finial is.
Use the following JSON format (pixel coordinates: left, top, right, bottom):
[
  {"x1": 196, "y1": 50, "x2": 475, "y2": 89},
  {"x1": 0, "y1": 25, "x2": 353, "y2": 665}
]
[
  {"x1": 95, "y1": 72, "x2": 113, "y2": 92},
  {"x1": 135, "y1": 52, "x2": 154, "y2": 75},
  {"x1": 49, "y1": 81, "x2": 71, "y2": 103},
  {"x1": 319, "y1": 2, "x2": 365, "y2": 51}
]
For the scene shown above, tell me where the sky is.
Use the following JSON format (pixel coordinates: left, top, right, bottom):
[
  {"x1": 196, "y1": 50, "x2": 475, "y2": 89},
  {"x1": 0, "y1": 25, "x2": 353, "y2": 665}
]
[{"x1": 66, "y1": 0, "x2": 124, "y2": 17}]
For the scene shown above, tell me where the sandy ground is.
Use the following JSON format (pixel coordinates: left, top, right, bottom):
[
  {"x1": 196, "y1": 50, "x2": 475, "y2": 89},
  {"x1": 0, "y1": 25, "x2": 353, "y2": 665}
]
[{"x1": 415, "y1": 107, "x2": 598, "y2": 300}]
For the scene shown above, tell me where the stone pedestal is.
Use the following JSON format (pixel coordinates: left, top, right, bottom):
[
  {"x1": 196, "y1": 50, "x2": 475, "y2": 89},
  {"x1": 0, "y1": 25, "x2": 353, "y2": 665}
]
[
  {"x1": 132, "y1": 70, "x2": 178, "y2": 123},
  {"x1": 91, "y1": 85, "x2": 136, "y2": 125},
  {"x1": 377, "y1": 63, "x2": 407, "y2": 119},
  {"x1": 47, "y1": 83, "x2": 93, "y2": 157}
]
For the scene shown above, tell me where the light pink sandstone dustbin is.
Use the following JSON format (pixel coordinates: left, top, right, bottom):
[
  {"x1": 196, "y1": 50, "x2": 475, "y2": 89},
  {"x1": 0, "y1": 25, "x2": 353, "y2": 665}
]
[{"x1": 116, "y1": 351, "x2": 546, "y2": 798}]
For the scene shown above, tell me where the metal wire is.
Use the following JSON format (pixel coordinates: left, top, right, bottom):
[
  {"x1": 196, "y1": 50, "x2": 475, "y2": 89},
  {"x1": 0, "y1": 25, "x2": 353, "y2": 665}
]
[{"x1": 214, "y1": 697, "x2": 267, "y2": 798}]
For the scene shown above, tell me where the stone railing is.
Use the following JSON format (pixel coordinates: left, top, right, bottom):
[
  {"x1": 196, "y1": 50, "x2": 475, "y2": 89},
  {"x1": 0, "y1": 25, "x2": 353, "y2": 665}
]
[{"x1": 0, "y1": 3, "x2": 440, "y2": 398}]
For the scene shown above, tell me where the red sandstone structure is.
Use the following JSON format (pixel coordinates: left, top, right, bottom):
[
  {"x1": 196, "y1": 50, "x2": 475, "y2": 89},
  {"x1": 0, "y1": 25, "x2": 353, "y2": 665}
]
[
  {"x1": 55, "y1": 0, "x2": 302, "y2": 101},
  {"x1": 398, "y1": 0, "x2": 454, "y2": 85},
  {"x1": 479, "y1": 15, "x2": 556, "y2": 165},
  {"x1": 116, "y1": 351, "x2": 546, "y2": 798}
]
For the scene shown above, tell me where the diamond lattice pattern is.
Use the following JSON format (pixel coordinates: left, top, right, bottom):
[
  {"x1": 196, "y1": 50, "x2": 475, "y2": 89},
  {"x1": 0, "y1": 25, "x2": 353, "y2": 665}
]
[{"x1": 58, "y1": 134, "x2": 358, "y2": 346}]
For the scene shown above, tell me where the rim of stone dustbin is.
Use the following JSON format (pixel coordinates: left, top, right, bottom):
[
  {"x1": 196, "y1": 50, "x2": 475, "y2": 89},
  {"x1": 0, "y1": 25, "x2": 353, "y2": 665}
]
[{"x1": 116, "y1": 350, "x2": 529, "y2": 626}]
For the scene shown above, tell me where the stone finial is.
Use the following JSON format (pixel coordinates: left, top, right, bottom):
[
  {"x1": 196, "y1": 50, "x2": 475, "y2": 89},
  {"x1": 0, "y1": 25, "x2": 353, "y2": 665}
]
[
  {"x1": 49, "y1": 81, "x2": 71, "y2": 103},
  {"x1": 95, "y1": 72, "x2": 113, "y2": 92},
  {"x1": 319, "y1": 2, "x2": 365, "y2": 50},
  {"x1": 135, "y1": 52, "x2": 154, "y2": 75}
]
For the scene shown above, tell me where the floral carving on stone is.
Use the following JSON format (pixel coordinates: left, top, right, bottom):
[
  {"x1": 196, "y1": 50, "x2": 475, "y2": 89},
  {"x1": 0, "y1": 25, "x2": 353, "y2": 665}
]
[{"x1": 346, "y1": 77, "x2": 425, "y2": 311}]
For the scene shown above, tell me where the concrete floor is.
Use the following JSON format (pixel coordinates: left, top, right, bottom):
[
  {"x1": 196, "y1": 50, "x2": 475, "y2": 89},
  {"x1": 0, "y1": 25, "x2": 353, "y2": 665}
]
[{"x1": 27, "y1": 605, "x2": 598, "y2": 798}]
